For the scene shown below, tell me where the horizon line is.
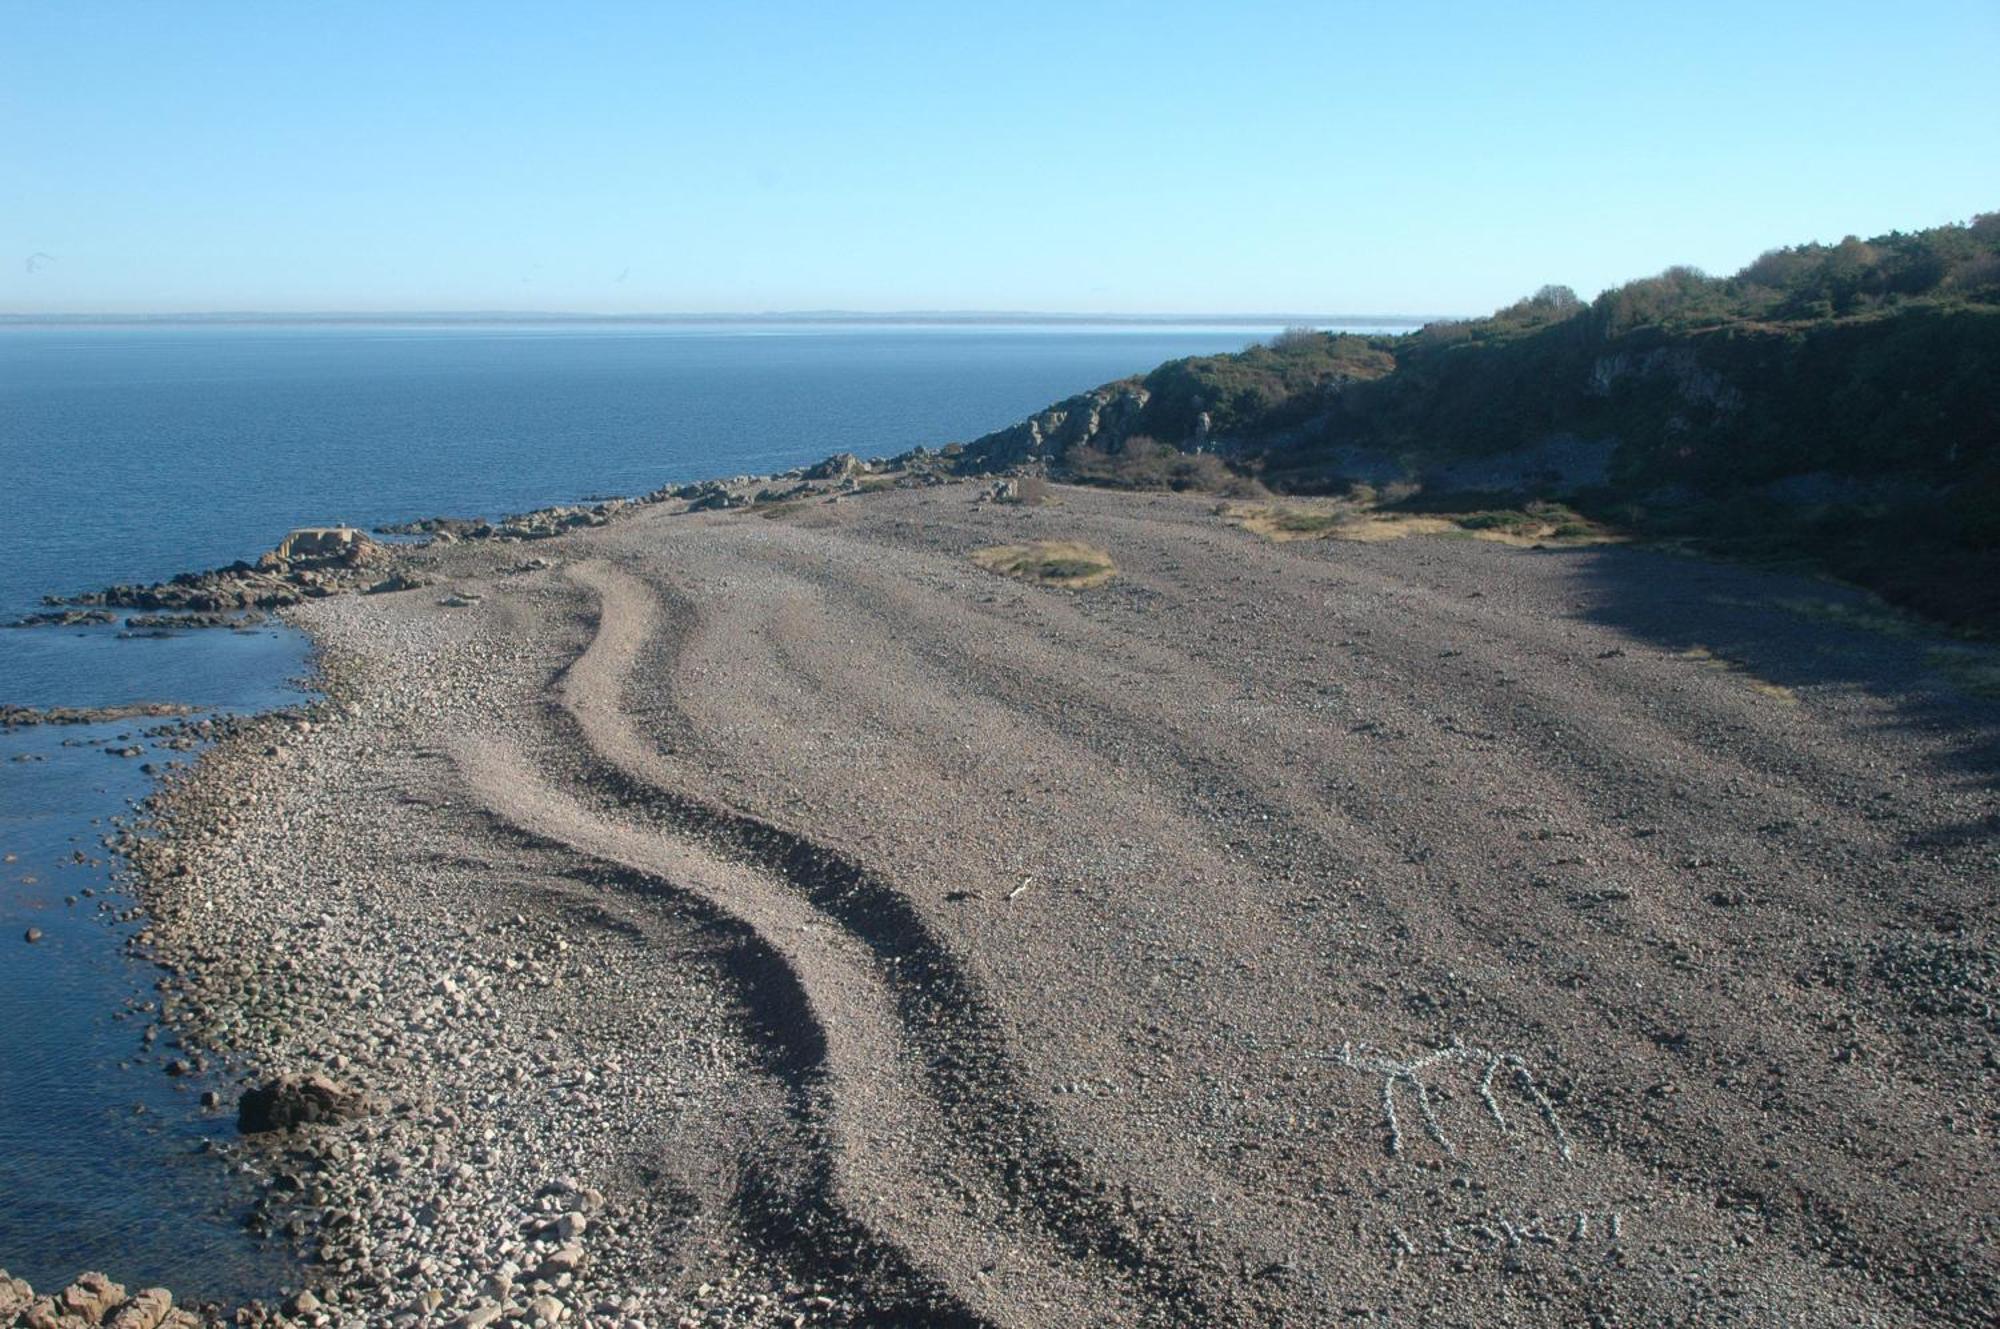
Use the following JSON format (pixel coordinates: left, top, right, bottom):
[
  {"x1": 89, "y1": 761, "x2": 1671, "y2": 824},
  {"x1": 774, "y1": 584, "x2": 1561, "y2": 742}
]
[{"x1": 0, "y1": 308, "x2": 1449, "y2": 327}]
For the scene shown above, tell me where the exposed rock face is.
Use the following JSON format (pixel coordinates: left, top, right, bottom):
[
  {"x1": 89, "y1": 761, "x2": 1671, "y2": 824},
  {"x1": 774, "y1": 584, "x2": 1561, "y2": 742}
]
[
  {"x1": 956, "y1": 382, "x2": 1151, "y2": 471},
  {"x1": 236, "y1": 1072, "x2": 373, "y2": 1133},
  {"x1": 1589, "y1": 345, "x2": 1744, "y2": 412}
]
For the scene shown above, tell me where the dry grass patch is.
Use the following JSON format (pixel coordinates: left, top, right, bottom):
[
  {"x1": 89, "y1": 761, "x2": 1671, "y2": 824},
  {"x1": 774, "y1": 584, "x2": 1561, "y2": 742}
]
[
  {"x1": 1447, "y1": 504, "x2": 1620, "y2": 546},
  {"x1": 1222, "y1": 500, "x2": 1618, "y2": 546},
  {"x1": 1220, "y1": 501, "x2": 1356, "y2": 541},
  {"x1": 971, "y1": 540, "x2": 1117, "y2": 588},
  {"x1": 1332, "y1": 514, "x2": 1468, "y2": 543}
]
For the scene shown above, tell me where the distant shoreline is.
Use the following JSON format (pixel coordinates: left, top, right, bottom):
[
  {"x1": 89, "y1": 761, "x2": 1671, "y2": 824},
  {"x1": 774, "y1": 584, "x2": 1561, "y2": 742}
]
[{"x1": 0, "y1": 309, "x2": 1441, "y2": 329}]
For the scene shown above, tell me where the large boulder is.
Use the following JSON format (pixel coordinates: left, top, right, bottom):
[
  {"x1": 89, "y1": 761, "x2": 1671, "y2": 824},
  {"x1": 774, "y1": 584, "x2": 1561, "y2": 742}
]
[
  {"x1": 106, "y1": 1288, "x2": 174, "y2": 1329},
  {"x1": 263, "y1": 527, "x2": 377, "y2": 570},
  {"x1": 0, "y1": 1271, "x2": 35, "y2": 1319},
  {"x1": 804, "y1": 452, "x2": 862, "y2": 482},
  {"x1": 57, "y1": 1272, "x2": 126, "y2": 1322},
  {"x1": 237, "y1": 1073, "x2": 372, "y2": 1133}
]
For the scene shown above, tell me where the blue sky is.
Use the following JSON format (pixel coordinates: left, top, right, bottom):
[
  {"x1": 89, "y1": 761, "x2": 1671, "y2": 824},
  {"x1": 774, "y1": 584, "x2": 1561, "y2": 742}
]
[{"x1": 4, "y1": 0, "x2": 1995, "y2": 316}]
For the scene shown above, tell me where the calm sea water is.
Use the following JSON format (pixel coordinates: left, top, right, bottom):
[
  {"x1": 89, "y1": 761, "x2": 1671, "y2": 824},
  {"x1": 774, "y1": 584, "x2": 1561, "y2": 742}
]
[{"x1": 0, "y1": 319, "x2": 1401, "y2": 1298}]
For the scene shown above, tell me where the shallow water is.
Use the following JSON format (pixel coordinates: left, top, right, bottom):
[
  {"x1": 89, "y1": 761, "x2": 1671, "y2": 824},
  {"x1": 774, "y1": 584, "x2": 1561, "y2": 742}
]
[{"x1": 0, "y1": 318, "x2": 1401, "y2": 1297}]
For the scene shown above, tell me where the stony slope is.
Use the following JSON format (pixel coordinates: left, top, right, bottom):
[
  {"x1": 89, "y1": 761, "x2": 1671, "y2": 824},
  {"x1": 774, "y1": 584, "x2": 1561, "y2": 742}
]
[{"x1": 130, "y1": 481, "x2": 2000, "y2": 1326}]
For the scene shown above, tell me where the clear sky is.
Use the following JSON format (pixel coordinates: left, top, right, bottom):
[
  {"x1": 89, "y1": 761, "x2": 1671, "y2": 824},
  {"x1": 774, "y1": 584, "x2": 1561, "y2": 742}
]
[{"x1": 4, "y1": 0, "x2": 1995, "y2": 317}]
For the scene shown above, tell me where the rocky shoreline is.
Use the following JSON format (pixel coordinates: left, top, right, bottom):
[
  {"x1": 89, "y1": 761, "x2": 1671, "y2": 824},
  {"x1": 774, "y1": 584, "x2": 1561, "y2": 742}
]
[
  {"x1": 34, "y1": 449, "x2": 957, "y2": 633},
  {"x1": 1, "y1": 1268, "x2": 199, "y2": 1329},
  {"x1": 7, "y1": 454, "x2": 956, "y2": 1328},
  {"x1": 16, "y1": 440, "x2": 1996, "y2": 1325}
]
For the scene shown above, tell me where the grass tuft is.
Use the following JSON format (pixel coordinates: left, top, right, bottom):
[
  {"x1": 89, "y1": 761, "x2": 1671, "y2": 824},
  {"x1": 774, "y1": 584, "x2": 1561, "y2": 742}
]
[
  {"x1": 970, "y1": 540, "x2": 1118, "y2": 588},
  {"x1": 1223, "y1": 498, "x2": 1617, "y2": 546}
]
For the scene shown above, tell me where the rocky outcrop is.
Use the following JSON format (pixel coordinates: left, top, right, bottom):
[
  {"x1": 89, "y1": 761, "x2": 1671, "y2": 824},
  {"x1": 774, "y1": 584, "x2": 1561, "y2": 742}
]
[
  {"x1": 1588, "y1": 345, "x2": 1743, "y2": 412},
  {"x1": 55, "y1": 529, "x2": 382, "y2": 616},
  {"x1": 378, "y1": 502, "x2": 628, "y2": 545},
  {"x1": 802, "y1": 451, "x2": 863, "y2": 482},
  {"x1": 955, "y1": 382, "x2": 1151, "y2": 471},
  {"x1": 260, "y1": 527, "x2": 374, "y2": 571}
]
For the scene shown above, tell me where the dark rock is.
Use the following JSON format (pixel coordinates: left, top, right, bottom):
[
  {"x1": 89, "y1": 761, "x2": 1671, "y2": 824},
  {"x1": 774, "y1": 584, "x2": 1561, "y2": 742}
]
[
  {"x1": 365, "y1": 572, "x2": 434, "y2": 595},
  {"x1": 237, "y1": 1073, "x2": 373, "y2": 1133},
  {"x1": 1, "y1": 702, "x2": 196, "y2": 728},
  {"x1": 7, "y1": 608, "x2": 117, "y2": 628},
  {"x1": 123, "y1": 611, "x2": 266, "y2": 632}
]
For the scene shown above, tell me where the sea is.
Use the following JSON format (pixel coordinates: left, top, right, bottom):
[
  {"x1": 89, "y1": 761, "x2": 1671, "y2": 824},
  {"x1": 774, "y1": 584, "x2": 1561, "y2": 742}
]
[{"x1": 0, "y1": 317, "x2": 1409, "y2": 1300}]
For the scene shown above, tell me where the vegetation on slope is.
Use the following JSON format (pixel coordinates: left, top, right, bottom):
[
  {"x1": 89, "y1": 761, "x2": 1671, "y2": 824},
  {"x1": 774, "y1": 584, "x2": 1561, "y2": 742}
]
[{"x1": 985, "y1": 215, "x2": 2000, "y2": 630}]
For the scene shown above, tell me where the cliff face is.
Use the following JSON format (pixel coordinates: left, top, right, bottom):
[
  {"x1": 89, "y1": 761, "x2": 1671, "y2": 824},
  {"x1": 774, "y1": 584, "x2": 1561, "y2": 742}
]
[{"x1": 953, "y1": 305, "x2": 2000, "y2": 628}]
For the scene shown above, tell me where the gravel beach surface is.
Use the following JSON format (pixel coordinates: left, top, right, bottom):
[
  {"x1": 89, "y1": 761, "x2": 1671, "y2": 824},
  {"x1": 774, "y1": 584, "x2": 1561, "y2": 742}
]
[{"x1": 105, "y1": 480, "x2": 1998, "y2": 1326}]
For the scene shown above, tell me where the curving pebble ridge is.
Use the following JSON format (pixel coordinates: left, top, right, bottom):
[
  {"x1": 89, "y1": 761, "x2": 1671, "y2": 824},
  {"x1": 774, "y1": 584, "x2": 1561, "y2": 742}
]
[{"x1": 88, "y1": 474, "x2": 2000, "y2": 1327}]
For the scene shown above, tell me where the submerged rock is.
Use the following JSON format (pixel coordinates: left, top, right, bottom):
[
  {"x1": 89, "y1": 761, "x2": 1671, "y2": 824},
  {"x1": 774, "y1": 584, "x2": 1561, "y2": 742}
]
[
  {"x1": 1, "y1": 703, "x2": 195, "y2": 729},
  {"x1": 6, "y1": 608, "x2": 118, "y2": 628}
]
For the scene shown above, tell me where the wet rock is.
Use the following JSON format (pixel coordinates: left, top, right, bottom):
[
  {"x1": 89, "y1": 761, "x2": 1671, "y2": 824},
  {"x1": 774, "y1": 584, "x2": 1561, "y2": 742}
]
[
  {"x1": 7, "y1": 608, "x2": 118, "y2": 628},
  {"x1": 123, "y1": 612, "x2": 266, "y2": 632},
  {"x1": 1, "y1": 703, "x2": 196, "y2": 729},
  {"x1": 23, "y1": 928, "x2": 42, "y2": 944}
]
